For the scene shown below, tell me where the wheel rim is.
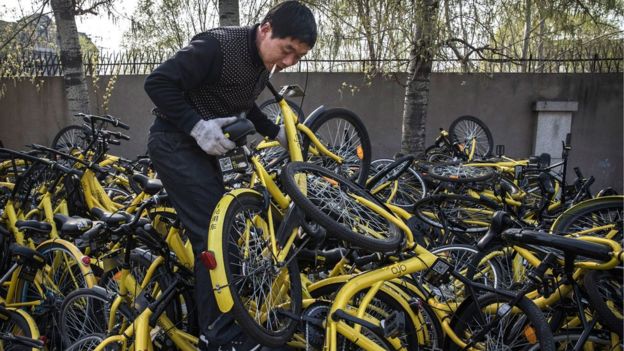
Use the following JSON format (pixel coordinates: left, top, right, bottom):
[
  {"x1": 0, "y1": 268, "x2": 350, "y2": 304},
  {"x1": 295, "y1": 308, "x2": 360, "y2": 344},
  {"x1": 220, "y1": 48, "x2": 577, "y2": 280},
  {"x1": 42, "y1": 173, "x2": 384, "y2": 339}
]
[{"x1": 429, "y1": 164, "x2": 491, "y2": 181}]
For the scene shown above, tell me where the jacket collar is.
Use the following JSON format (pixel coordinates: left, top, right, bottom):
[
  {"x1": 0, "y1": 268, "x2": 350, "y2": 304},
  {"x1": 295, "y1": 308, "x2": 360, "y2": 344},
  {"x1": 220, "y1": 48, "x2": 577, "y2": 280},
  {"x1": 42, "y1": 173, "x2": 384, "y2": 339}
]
[{"x1": 248, "y1": 24, "x2": 264, "y2": 69}]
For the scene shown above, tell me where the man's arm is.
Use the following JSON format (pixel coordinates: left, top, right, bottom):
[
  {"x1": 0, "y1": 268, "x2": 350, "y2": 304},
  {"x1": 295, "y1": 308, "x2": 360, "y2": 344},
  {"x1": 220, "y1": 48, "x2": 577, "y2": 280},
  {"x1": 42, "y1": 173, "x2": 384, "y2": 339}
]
[
  {"x1": 247, "y1": 103, "x2": 280, "y2": 139},
  {"x1": 144, "y1": 37, "x2": 222, "y2": 134}
]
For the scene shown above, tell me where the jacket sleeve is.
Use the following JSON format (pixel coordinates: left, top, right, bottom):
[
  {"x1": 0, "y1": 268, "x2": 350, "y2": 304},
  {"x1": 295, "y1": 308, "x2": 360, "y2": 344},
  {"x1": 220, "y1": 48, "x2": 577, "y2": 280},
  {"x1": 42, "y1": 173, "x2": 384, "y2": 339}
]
[
  {"x1": 144, "y1": 37, "x2": 222, "y2": 134},
  {"x1": 247, "y1": 103, "x2": 280, "y2": 139}
]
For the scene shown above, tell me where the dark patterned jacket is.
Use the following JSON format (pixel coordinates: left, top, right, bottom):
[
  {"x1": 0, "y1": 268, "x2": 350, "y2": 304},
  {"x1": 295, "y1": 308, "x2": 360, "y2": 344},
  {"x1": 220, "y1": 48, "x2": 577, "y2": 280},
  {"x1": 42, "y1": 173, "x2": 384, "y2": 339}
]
[{"x1": 145, "y1": 25, "x2": 279, "y2": 138}]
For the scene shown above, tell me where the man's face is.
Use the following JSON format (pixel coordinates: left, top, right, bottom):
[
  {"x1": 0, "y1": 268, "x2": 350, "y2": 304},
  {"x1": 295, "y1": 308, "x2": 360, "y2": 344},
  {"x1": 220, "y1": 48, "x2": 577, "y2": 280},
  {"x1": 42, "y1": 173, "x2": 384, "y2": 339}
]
[{"x1": 257, "y1": 23, "x2": 310, "y2": 72}]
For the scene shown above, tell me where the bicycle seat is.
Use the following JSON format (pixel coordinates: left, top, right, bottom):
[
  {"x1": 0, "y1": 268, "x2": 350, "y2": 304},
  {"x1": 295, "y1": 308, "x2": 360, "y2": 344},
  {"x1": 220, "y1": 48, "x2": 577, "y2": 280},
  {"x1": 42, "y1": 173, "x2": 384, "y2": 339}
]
[
  {"x1": 9, "y1": 244, "x2": 45, "y2": 268},
  {"x1": 501, "y1": 228, "x2": 613, "y2": 261},
  {"x1": 53, "y1": 214, "x2": 92, "y2": 237},
  {"x1": 222, "y1": 118, "x2": 256, "y2": 146},
  {"x1": 14, "y1": 220, "x2": 52, "y2": 234},
  {"x1": 90, "y1": 207, "x2": 131, "y2": 226},
  {"x1": 131, "y1": 173, "x2": 163, "y2": 195},
  {"x1": 476, "y1": 211, "x2": 513, "y2": 251}
]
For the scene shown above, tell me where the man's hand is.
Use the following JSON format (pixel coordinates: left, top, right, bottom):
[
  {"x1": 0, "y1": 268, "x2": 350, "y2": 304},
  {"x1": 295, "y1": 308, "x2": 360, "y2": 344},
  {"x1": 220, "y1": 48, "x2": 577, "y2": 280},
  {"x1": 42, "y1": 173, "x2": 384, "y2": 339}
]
[
  {"x1": 190, "y1": 117, "x2": 237, "y2": 155},
  {"x1": 275, "y1": 125, "x2": 287, "y2": 149}
]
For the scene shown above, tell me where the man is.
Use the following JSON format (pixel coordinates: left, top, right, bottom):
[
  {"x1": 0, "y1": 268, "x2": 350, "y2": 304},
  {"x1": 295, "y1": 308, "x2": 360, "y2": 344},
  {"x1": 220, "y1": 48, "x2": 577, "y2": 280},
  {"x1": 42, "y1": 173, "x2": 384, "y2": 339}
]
[{"x1": 144, "y1": 2, "x2": 316, "y2": 350}]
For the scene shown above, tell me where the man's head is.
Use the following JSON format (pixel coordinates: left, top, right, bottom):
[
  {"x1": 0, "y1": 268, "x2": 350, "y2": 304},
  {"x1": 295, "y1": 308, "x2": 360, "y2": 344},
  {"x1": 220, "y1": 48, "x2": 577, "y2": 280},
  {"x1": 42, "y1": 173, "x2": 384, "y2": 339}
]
[{"x1": 256, "y1": 1, "x2": 317, "y2": 71}]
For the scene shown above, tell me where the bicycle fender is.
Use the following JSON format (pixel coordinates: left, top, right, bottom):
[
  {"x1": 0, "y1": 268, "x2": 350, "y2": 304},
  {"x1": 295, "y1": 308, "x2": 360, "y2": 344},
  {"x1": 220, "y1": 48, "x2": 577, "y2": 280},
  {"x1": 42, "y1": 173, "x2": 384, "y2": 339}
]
[
  {"x1": 207, "y1": 188, "x2": 263, "y2": 313},
  {"x1": 549, "y1": 195, "x2": 624, "y2": 232},
  {"x1": 36, "y1": 238, "x2": 97, "y2": 288},
  {"x1": 302, "y1": 105, "x2": 326, "y2": 126}
]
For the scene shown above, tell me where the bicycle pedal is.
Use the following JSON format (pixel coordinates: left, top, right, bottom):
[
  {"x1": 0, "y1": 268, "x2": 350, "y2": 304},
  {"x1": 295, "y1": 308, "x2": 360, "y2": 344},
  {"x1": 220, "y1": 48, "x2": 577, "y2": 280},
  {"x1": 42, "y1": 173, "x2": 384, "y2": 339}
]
[{"x1": 381, "y1": 311, "x2": 405, "y2": 338}]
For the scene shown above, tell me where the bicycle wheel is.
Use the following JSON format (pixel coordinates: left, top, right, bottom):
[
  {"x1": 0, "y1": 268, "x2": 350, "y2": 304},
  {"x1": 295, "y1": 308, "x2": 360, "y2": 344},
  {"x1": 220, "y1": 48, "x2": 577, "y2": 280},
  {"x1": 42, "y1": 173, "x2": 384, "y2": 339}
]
[
  {"x1": 528, "y1": 332, "x2": 616, "y2": 350},
  {"x1": 258, "y1": 98, "x2": 304, "y2": 124},
  {"x1": 427, "y1": 163, "x2": 494, "y2": 183},
  {"x1": 98, "y1": 249, "x2": 198, "y2": 338},
  {"x1": 281, "y1": 162, "x2": 403, "y2": 252},
  {"x1": 448, "y1": 293, "x2": 554, "y2": 351},
  {"x1": 301, "y1": 108, "x2": 372, "y2": 186},
  {"x1": 449, "y1": 115, "x2": 493, "y2": 159},
  {"x1": 59, "y1": 287, "x2": 130, "y2": 348},
  {"x1": 583, "y1": 269, "x2": 623, "y2": 336},
  {"x1": 550, "y1": 196, "x2": 624, "y2": 242},
  {"x1": 35, "y1": 240, "x2": 95, "y2": 293},
  {"x1": 304, "y1": 281, "x2": 440, "y2": 350},
  {"x1": 13, "y1": 241, "x2": 96, "y2": 349},
  {"x1": 218, "y1": 192, "x2": 302, "y2": 347},
  {"x1": 51, "y1": 125, "x2": 91, "y2": 153},
  {"x1": 412, "y1": 194, "x2": 500, "y2": 243},
  {"x1": 368, "y1": 156, "x2": 427, "y2": 207},
  {"x1": 0, "y1": 307, "x2": 39, "y2": 351}
]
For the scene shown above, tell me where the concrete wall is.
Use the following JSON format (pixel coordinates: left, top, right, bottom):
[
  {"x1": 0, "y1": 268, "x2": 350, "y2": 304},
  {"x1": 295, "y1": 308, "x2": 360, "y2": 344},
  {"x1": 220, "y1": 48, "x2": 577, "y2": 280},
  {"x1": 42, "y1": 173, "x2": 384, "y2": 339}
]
[{"x1": 1, "y1": 73, "x2": 622, "y2": 192}]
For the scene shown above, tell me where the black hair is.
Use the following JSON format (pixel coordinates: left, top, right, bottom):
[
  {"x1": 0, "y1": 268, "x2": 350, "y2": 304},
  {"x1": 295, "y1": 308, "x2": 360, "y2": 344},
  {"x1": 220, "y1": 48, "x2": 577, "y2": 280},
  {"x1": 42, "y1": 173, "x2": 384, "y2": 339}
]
[{"x1": 261, "y1": 1, "x2": 317, "y2": 48}]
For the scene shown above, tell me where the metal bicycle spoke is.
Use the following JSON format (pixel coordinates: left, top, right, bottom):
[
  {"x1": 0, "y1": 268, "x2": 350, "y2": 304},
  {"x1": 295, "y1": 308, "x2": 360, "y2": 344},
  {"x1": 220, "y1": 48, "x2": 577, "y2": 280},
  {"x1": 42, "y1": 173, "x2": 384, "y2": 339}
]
[
  {"x1": 228, "y1": 208, "x2": 294, "y2": 334},
  {"x1": 303, "y1": 171, "x2": 398, "y2": 242}
]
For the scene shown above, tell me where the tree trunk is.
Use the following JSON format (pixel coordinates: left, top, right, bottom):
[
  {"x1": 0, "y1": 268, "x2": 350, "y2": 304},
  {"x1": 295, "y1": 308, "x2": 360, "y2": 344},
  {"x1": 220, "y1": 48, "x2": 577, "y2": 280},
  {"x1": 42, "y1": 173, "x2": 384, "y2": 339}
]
[
  {"x1": 356, "y1": 0, "x2": 377, "y2": 73},
  {"x1": 401, "y1": 0, "x2": 438, "y2": 158},
  {"x1": 219, "y1": 0, "x2": 240, "y2": 26},
  {"x1": 51, "y1": 0, "x2": 90, "y2": 121},
  {"x1": 521, "y1": 0, "x2": 532, "y2": 72}
]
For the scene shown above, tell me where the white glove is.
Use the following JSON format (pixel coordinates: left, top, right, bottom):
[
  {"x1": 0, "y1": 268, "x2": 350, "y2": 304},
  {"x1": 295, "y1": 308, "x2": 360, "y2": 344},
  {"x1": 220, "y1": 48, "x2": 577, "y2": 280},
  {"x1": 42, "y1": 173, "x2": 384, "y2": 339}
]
[
  {"x1": 275, "y1": 125, "x2": 287, "y2": 149},
  {"x1": 190, "y1": 117, "x2": 237, "y2": 156}
]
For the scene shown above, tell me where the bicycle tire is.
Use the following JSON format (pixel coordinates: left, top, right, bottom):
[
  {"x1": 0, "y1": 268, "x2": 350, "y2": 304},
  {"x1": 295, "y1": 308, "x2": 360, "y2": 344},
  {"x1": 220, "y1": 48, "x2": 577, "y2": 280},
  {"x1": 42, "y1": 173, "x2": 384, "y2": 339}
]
[
  {"x1": 219, "y1": 192, "x2": 302, "y2": 347},
  {"x1": 0, "y1": 307, "x2": 39, "y2": 350},
  {"x1": 301, "y1": 108, "x2": 372, "y2": 186},
  {"x1": 258, "y1": 98, "x2": 305, "y2": 124},
  {"x1": 529, "y1": 332, "x2": 616, "y2": 350},
  {"x1": 550, "y1": 196, "x2": 624, "y2": 241},
  {"x1": 448, "y1": 293, "x2": 554, "y2": 351},
  {"x1": 51, "y1": 125, "x2": 91, "y2": 152},
  {"x1": 583, "y1": 270, "x2": 623, "y2": 336},
  {"x1": 281, "y1": 162, "x2": 403, "y2": 252},
  {"x1": 427, "y1": 163, "x2": 494, "y2": 183},
  {"x1": 449, "y1": 115, "x2": 494, "y2": 159},
  {"x1": 65, "y1": 333, "x2": 106, "y2": 351}
]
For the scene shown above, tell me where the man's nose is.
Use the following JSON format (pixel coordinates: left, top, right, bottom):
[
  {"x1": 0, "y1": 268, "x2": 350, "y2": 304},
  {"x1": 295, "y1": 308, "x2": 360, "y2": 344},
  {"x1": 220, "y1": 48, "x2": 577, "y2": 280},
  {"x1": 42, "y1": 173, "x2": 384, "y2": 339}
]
[{"x1": 282, "y1": 55, "x2": 299, "y2": 68}]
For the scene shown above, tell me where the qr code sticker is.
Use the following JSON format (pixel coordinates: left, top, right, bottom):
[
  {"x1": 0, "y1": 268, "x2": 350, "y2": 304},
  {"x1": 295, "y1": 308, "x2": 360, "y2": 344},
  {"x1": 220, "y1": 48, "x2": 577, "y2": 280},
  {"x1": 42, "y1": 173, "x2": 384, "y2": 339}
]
[
  {"x1": 432, "y1": 259, "x2": 450, "y2": 274},
  {"x1": 219, "y1": 157, "x2": 233, "y2": 172}
]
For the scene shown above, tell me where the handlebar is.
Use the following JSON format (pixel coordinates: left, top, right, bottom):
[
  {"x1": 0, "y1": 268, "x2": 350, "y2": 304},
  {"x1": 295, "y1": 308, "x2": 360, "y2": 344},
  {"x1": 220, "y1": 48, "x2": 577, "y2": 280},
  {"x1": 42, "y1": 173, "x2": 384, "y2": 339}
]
[
  {"x1": 74, "y1": 113, "x2": 130, "y2": 130},
  {"x1": 0, "y1": 331, "x2": 44, "y2": 348},
  {"x1": 501, "y1": 228, "x2": 621, "y2": 270},
  {"x1": 0, "y1": 147, "x2": 83, "y2": 177}
]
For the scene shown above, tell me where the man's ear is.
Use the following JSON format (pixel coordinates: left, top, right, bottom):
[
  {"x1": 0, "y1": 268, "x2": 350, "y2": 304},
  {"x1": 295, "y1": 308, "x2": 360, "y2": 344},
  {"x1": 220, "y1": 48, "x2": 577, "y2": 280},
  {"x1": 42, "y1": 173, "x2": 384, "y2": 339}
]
[{"x1": 259, "y1": 22, "x2": 272, "y2": 34}]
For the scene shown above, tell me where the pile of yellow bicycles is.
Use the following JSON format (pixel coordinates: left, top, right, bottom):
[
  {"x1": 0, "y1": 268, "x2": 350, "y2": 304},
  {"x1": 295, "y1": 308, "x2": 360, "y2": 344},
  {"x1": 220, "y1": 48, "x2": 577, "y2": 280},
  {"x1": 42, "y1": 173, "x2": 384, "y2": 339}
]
[{"x1": 0, "y1": 74, "x2": 622, "y2": 351}]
